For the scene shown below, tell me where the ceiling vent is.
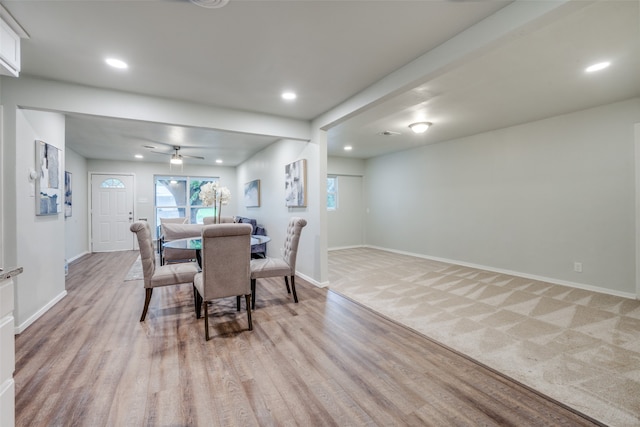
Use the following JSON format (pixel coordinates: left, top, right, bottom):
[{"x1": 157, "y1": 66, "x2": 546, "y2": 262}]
[{"x1": 190, "y1": 0, "x2": 230, "y2": 8}]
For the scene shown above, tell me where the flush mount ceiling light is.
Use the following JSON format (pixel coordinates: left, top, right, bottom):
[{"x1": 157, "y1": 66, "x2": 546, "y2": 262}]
[
  {"x1": 408, "y1": 122, "x2": 432, "y2": 134},
  {"x1": 282, "y1": 91, "x2": 297, "y2": 101},
  {"x1": 585, "y1": 61, "x2": 611, "y2": 73},
  {"x1": 105, "y1": 57, "x2": 128, "y2": 69},
  {"x1": 190, "y1": 0, "x2": 229, "y2": 8}
]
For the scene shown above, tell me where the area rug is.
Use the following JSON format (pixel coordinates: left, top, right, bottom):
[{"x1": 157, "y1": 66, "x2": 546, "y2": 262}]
[
  {"x1": 124, "y1": 255, "x2": 144, "y2": 281},
  {"x1": 328, "y1": 247, "x2": 640, "y2": 427}
]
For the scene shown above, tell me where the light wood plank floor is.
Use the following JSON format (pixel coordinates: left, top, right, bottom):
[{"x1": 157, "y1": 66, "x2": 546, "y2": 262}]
[{"x1": 14, "y1": 251, "x2": 603, "y2": 426}]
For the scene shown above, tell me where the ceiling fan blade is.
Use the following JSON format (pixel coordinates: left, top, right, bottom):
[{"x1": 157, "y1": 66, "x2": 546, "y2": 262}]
[
  {"x1": 150, "y1": 150, "x2": 172, "y2": 156},
  {"x1": 182, "y1": 154, "x2": 205, "y2": 160}
]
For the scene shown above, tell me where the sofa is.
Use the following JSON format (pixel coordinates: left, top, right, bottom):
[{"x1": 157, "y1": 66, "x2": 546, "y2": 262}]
[{"x1": 235, "y1": 216, "x2": 267, "y2": 258}]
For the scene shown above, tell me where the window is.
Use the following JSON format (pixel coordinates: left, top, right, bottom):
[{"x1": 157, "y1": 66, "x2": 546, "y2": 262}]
[
  {"x1": 327, "y1": 176, "x2": 337, "y2": 210},
  {"x1": 154, "y1": 176, "x2": 218, "y2": 231},
  {"x1": 100, "y1": 178, "x2": 125, "y2": 188}
]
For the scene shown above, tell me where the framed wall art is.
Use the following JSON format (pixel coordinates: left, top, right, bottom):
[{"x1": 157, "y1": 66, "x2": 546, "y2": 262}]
[
  {"x1": 285, "y1": 159, "x2": 306, "y2": 207},
  {"x1": 35, "y1": 140, "x2": 62, "y2": 216},
  {"x1": 64, "y1": 171, "x2": 72, "y2": 217},
  {"x1": 244, "y1": 179, "x2": 260, "y2": 207}
]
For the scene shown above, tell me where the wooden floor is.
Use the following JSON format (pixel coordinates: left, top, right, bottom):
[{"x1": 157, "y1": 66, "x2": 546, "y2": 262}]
[{"x1": 14, "y1": 251, "x2": 603, "y2": 426}]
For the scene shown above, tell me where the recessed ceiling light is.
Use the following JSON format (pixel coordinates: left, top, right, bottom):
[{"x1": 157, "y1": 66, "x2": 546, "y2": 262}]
[
  {"x1": 215, "y1": 159, "x2": 223, "y2": 164},
  {"x1": 134, "y1": 154, "x2": 143, "y2": 159},
  {"x1": 282, "y1": 91, "x2": 297, "y2": 101},
  {"x1": 585, "y1": 61, "x2": 611, "y2": 73},
  {"x1": 190, "y1": 0, "x2": 229, "y2": 8},
  {"x1": 105, "y1": 57, "x2": 128, "y2": 69},
  {"x1": 344, "y1": 146, "x2": 352, "y2": 151}
]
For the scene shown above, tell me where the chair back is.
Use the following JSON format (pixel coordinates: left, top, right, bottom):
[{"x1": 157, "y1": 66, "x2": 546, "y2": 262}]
[
  {"x1": 130, "y1": 221, "x2": 156, "y2": 287},
  {"x1": 203, "y1": 216, "x2": 235, "y2": 225},
  {"x1": 199, "y1": 223, "x2": 253, "y2": 301},
  {"x1": 282, "y1": 217, "x2": 307, "y2": 271},
  {"x1": 160, "y1": 217, "x2": 188, "y2": 234}
]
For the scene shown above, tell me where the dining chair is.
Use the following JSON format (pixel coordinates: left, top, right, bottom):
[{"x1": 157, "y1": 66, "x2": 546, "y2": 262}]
[
  {"x1": 250, "y1": 217, "x2": 307, "y2": 309},
  {"x1": 130, "y1": 221, "x2": 199, "y2": 322},
  {"x1": 157, "y1": 217, "x2": 188, "y2": 255},
  {"x1": 203, "y1": 216, "x2": 235, "y2": 224},
  {"x1": 193, "y1": 223, "x2": 253, "y2": 340}
]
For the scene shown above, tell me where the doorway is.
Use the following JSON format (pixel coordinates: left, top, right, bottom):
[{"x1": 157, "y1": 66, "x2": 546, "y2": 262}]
[{"x1": 90, "y1": 173, "x2": 134, "y2": 252}]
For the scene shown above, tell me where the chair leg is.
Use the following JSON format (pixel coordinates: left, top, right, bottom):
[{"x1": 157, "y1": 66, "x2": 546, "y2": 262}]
[
  {"x1": 194, "y1": 285, "x2": 203, "y2": 319},
  {"x1": 245, "y1": 294, "x2": 253, "y2": 331},
  {"x1": 236, "y1": 296, "x2": 241, "y2": 311},
  {"x1": 204, "y1": 301, "x2": 210, "y2": 341},
  {"x1": 284, "y1": 276, "x2": 291, "y2": 294},
  {"x1": 251, "y1": 278, "x2": 256, "y2": 310},
  {"x1": 290, "y1": 276, "x2": 298, "y2": 303},
  {"x1": 140, "y1": 288, "x2": 153, "y2": 321}
]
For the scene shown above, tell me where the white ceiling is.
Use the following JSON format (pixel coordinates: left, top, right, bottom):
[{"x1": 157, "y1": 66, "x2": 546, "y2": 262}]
[{"x1": 2, "y1": 0, "x2": 639, "y2": 165}]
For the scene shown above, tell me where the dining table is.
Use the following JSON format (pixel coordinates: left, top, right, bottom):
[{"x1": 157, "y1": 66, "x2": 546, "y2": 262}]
[{"x1": 163, "y1": 235, "x2": 271, "y2": 267}]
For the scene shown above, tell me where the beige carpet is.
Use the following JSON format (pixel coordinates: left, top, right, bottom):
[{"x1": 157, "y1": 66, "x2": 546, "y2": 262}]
[{"x1": 329, "y1": 247, "x2": 640, "y2": 427}]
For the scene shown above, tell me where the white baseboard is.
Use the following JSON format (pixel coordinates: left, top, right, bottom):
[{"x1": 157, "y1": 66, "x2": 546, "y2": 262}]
[
  {"x1": 297, "y1": 271, "x2": 328, "y2": 288},
  {"x1": 365, "y1": 245, "x2": 637, "y2": 300},
  {"x1": 67, "y1": 251, "x2": 90, "y2": 263},
  {"x1": 14, "y1": 290, "x2": 67, "y2": 334},
  {"x1": 328, "y1": 244, "x2": 366, "y2": 251}
]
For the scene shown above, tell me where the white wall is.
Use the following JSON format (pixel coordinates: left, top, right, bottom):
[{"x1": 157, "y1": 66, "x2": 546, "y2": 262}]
[
  {"x1": 14, "y1": 109, "x2": 67, "y2": 331},
  {"x1": 365, "y1": 98, "x2": 640, "y2": 296},
  {"x1": 327, "y1": 156, "x2": 366, "y2": 249},
  {"x1": 64, "y1": 147, "x2": 89, "y2": 262},
  {"x1": 87, "y1": 159, "x2": 238, "y2": 232},
  {"x1": 237, "y1": 139, "x2": 321, "y2": 285},
  {"x1": 0, "y1": 76, "x2": 316, "y2": 331}
]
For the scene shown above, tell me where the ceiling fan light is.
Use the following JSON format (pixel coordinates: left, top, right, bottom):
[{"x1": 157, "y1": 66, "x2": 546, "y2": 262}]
[
  {"x1": 170, "y1": 155, "x2": 183, "y2": 165},
  {"x1": 409, "y1": 122, "x2": 432, "y2": 134}
]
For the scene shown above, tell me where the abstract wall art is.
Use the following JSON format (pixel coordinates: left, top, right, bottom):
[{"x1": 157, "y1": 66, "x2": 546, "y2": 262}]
[
  {"x1": 244, "y1": 179, "x2": 260, "y2": 207},
  {"x1": 35, "y1": 140, "x2": 62, "y2": 216},
  {"x1": 285, "y1": 159, "x2": 306, "y2": 207}
]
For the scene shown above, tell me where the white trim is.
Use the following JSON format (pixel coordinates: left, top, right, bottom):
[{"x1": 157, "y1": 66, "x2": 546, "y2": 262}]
[
  {"x1": 67, "y1": 251, "x2": 89, "y2": 263},
  {"x1": 14, "y1": 290, "x2": 67, "y2": 334},
  {"x1": 366, "y1": 245, "x2": 637, "y2": 300},
  {"x1": 328, "y1": 244, "x2": 366, "y2": 251},
  {"x1": 296, "y1": 271, "x2": 328, "y2": 288},
  {"x1": 635, "y1": 122, "x2": 640, "y2": 299}
]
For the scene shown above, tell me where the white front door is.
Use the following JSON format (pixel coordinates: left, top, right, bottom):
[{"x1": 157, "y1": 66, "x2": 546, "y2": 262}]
[{"x1": 91, "y1": 174, "x2": 134, "y2": 252}]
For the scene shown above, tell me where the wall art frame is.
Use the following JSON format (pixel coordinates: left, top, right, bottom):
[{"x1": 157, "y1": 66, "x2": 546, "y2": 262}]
[
  {"x1": 244, "y1": 179, "x2": 260, "y2": 207},
  {"x1": 64, "y1": 171, "x2": 72, "y2": 218},
  {"x1": 35, "y1": 140, "x2": 62, "y2": 216},
  {"x1": 285, "y1": 159, "x2": 307, "y2": 207}
]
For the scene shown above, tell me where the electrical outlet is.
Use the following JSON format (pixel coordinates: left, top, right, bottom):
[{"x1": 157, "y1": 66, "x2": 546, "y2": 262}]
[{"x1": 574, "y1": 262, "x2": 583, "y2": 273}]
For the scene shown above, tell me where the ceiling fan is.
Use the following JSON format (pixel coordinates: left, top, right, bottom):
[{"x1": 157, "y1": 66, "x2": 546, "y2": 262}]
[{"x1": 150, "y1": 145, "x2": 205, "y2": 165}]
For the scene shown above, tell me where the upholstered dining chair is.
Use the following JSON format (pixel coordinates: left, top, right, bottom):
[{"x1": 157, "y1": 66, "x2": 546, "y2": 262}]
[
  {"x1": 130, "y1": 221, "x2": 199, "y2": 322},
  {"x1": 250, "y1": 217, "x2": 307, "y2": 309},
  {"x1": 203, "y1": 216, "x2": 235, "y2": 225},
  {"x1": 193, "y1": 223, "x2": 253, "y2": 340},
  {"x1": 157, "y1": 217, "x2": 188, "y2": 255}
]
